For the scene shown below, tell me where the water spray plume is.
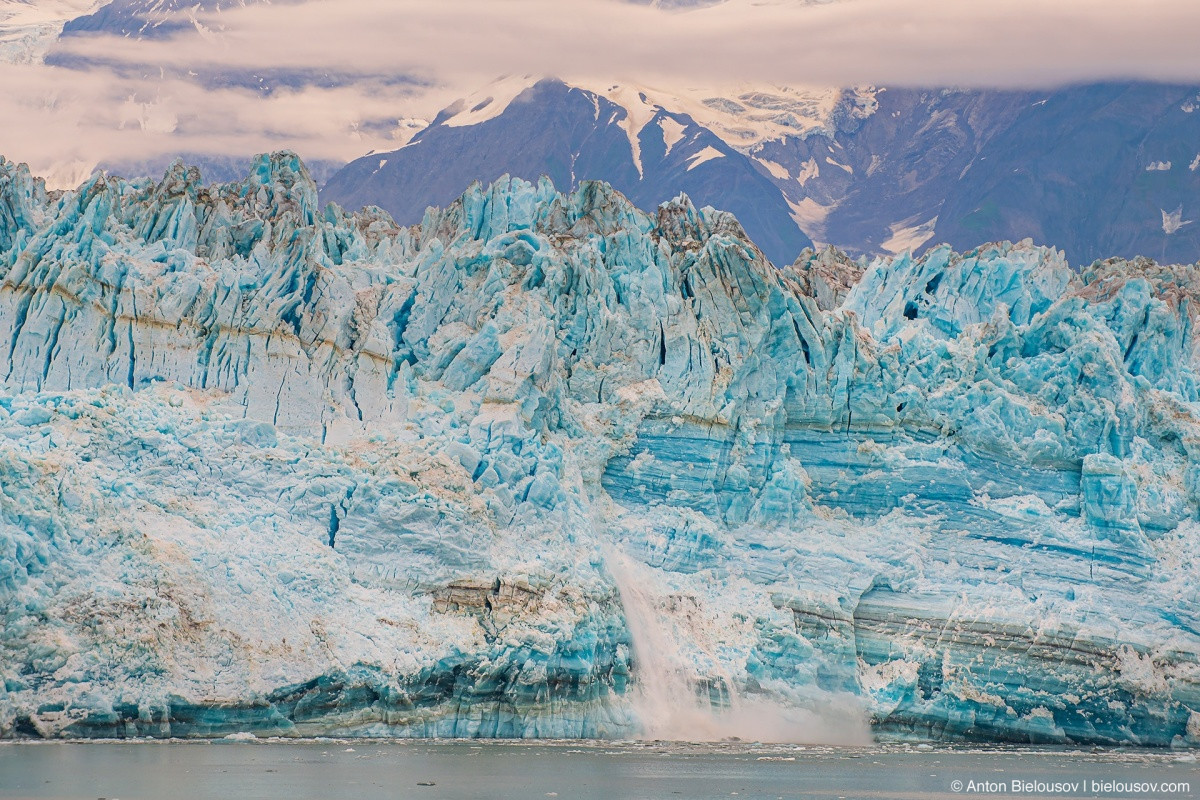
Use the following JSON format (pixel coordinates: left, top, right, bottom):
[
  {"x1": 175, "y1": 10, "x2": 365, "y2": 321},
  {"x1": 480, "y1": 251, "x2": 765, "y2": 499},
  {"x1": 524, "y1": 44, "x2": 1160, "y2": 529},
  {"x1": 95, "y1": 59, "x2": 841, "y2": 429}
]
[{"x1": 606, "y1": 548, "x2": 871, "y2": 745}]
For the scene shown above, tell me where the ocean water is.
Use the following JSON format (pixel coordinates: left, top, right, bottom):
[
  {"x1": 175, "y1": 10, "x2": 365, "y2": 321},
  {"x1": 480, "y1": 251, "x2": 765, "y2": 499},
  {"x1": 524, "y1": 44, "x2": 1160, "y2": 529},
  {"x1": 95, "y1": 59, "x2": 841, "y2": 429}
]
[{"x1": 1, "y1": 741, "x2": 1198, "y2": 800}]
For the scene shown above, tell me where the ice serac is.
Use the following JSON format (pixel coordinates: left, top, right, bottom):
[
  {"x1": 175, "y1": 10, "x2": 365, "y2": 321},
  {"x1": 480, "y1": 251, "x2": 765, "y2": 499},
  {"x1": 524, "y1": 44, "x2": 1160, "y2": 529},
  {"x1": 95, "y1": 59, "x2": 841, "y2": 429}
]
[{"x1": 1, "y1": 152, "x2": 1200, "y2": 745}]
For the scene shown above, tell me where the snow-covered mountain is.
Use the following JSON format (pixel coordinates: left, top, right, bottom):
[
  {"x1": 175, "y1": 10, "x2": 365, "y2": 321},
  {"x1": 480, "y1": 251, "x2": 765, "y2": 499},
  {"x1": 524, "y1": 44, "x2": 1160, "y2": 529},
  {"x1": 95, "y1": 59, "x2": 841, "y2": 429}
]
[
  {"x1": 0, "y1": 0, "x2": 100, "y2": 64},
  {"x1": 322, "y1": 77, "x2": 1200, "y2": 266},
  {"x1": 2, "y1": 153, "x2": 1200, "y2": 743},
  {"x1": 323, "y1": 78, "x2": 813, "y2": 266},
  {"x1": 752, "y1": 83, "x2": 1200, "y2": 265},
  {"x1": 56, "y1": 0, "x2": 253, "y2": 39},
  {"x1": 45, "y1": 0, "x2": 359, "y2": 92},
  {"x1": 445, "y1": 76, "x2": 856, "y2": 152}
]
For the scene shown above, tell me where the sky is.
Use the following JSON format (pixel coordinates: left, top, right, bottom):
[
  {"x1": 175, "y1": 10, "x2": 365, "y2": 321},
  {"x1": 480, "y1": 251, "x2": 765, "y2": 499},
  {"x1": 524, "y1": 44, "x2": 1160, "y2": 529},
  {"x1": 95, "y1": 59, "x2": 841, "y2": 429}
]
[{"x1": 2, "y1": 0, "x2": 1199, "y2": 183}]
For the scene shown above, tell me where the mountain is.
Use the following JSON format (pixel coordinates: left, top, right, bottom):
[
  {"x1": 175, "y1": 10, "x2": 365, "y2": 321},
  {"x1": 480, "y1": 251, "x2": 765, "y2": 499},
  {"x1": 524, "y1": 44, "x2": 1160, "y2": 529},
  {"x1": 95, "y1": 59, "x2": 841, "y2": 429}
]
[
  {"x1": 322, "y1": 78, "x2": 813, "y2": 266},
  {"x1": 749, "y1": 87, "x2": 1033, "y2": 254},
  {"x1": 1, "y1": 153, "x2": 1199, "y2": 744},
  {"x1": 57, "y1": 0, "x2": 252, "y2": 39},
  {"x1": 321, "y1": 79, "x2": 1200, "y2": 266},
  {"x1": 46, "y1": 0, "x2": 386, "y2": 92},
  {"x1": 758, "y1": 83, "x2": 1200, "y2": 265},
  {"x1": 0, "y1": 0, "x2": 100, "y2": 64},
  {"x1": 931, "y1": 83, "x2": 1200, "y2": 265}
]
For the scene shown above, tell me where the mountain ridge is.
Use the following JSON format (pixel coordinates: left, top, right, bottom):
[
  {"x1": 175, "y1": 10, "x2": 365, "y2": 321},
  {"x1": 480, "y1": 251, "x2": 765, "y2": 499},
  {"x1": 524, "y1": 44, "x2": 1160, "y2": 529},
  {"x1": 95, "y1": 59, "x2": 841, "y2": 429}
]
[
  {"x1": 322, "y1": 78, "x2": 814, "y2": 266},
  {"x1": 320, "y1": 78, "x2": 1200, "y2": 266}
]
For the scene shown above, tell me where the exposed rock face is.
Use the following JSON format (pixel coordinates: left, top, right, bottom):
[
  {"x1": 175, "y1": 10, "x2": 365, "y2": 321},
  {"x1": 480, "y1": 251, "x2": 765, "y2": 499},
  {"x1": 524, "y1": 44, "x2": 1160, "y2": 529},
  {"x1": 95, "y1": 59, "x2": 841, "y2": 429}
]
[{"x1": 1, "y1": 152, "x2": 1200, "y2": 744}]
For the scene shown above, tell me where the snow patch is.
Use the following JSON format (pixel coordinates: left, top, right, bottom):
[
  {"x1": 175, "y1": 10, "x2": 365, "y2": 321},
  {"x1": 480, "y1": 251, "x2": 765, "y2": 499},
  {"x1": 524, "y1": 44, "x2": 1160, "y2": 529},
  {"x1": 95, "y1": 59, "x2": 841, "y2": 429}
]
[
  {"x1": 391, "y1": 118, "x2": 430, "y2": 148},
  {"x1": 686, "y1": 146, "x2": 725, "y2": 171},
  {"x1": 755, "y1": 157, "x2": 791, "y2": 180},
  {"x1": 441, "y1": 75, "x2": 538, "y2": 129},
  {"x1": 824, "y1": 156, "x2": 852, "y2": 174},
  {"x1": 795, "y1": 158, "x2": 820, "y2": 186},
  {"x1": 659, "y1": 117, "x2": 687, "y2": 157},
  {"x1": 596, "y1": 84, "x2": 661, "y2": 180},
  {"x1": 786, "y1": 197, "x2": 832, "y2": 244},
  {"x1": 881, "y1": 216, "x2": 938, "y2": 254},
  {"x1": 577, "y1": 79, "x2": 848, "y2": 152},
  {"x1": 1162, "y1": 206, "x2": 1193, "y2": 235}
]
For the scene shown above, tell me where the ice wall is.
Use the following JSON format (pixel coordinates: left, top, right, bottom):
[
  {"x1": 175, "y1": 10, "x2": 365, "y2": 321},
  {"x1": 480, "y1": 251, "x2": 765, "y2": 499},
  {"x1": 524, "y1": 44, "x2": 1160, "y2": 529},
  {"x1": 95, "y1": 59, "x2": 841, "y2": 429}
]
[{"x1": 1, "y1": 152, "x2": 1200, "y2": 745}]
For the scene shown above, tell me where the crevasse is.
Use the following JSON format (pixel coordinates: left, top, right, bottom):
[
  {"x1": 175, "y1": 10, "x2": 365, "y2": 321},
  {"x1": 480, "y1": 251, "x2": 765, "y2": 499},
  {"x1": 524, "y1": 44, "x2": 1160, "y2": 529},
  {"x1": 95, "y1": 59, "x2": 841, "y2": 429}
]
[{"x1": 0, "y1": 152, "x2": 1199, "y2": 745}]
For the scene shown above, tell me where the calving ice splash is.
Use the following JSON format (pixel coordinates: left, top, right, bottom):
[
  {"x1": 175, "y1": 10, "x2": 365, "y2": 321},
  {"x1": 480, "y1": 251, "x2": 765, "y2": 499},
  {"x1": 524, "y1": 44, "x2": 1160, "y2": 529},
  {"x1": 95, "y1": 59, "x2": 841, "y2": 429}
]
[
  {"x1": 606, "y1": 548, "x2": 868, "y2": 744},
  {"x1": 1, "y1": 152, "x2": 1200, "y2": 745}
]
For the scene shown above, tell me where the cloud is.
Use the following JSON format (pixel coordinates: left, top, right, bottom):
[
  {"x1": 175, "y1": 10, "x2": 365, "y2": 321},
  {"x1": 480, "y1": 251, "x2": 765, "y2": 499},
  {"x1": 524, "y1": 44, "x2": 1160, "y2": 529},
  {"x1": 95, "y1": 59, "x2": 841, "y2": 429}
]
[
  {"x1": 0, "y1": 62, "x2": 431, "y2": 184},
  {"x1": 3, "y1": 0, "x2": 1200, "y2": 184},
  {"x1": 54, "y1": 0, "x2": 1200, "y2": 88}
]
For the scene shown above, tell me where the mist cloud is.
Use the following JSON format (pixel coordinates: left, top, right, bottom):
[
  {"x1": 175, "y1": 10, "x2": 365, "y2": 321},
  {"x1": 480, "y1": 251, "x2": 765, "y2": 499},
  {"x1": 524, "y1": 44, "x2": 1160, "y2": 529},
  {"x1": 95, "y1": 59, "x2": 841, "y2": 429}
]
[{"x1": 54, "y1": 0, "x2": 1200, "y2": 88}]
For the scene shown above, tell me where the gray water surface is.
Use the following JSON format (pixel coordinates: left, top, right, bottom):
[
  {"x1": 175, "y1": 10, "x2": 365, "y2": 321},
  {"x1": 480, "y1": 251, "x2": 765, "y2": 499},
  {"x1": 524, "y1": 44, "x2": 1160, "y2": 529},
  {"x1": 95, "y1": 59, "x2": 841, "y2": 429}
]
[{"x1": 1, "y1": 741, "x2": 1198, "y2": 800}]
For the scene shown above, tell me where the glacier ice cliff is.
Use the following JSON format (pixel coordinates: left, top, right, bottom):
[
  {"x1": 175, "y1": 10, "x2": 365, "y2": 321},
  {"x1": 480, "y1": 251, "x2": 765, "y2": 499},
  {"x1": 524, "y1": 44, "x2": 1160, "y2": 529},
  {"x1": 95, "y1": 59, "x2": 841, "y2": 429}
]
[{"x1": 1, "y1": 152, "x2": 1200, "y2": 745}]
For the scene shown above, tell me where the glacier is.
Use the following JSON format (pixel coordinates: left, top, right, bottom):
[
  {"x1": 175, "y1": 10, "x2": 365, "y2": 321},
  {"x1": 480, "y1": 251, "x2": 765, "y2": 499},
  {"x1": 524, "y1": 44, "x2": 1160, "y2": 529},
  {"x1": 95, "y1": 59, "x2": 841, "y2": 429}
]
[{"x1": 1, "y1": 152, "x2": 1200, "y2": 745}]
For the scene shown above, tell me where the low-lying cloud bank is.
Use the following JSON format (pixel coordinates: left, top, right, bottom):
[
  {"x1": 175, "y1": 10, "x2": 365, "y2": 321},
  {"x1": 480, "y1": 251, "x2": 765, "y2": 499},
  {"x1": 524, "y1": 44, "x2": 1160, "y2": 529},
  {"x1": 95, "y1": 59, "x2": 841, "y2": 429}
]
[{"x1": 58, "y1": 0, "x2": 1200, "y2": 89}]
